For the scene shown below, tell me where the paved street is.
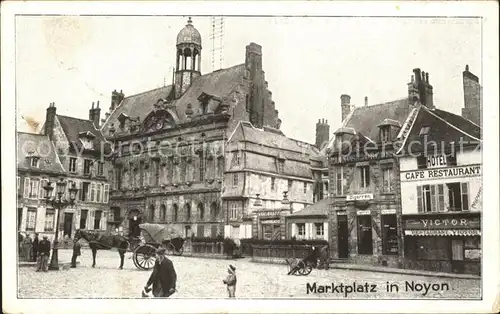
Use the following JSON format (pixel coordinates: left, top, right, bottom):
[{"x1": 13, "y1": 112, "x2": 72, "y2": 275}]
[{"x1": 18, "y1": 249, "x2": 480, "y2": 299}]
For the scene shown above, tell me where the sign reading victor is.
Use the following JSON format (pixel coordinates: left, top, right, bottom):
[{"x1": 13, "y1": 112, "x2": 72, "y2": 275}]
[
  {"x1": 401, "y1": 165, "x2": 481, "y2": 182},
  {"x1": 404, "y1": 215, "x2": 480, "y2": 230}
]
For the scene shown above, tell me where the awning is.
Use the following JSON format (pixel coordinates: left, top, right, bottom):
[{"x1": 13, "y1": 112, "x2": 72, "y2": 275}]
[{"x1": 405, "y1": 229, "x2": 481, "y2": 236}]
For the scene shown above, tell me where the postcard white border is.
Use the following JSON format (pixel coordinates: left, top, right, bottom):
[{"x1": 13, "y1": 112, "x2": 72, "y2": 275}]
[{"x1": 2, "y1": 1, "x2": 498, "y2": 313}]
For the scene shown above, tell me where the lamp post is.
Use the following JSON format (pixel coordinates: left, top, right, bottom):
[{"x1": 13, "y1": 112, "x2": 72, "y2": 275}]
[{"x1": 43, "y1": 178, "x2": 78, "y2": 270}]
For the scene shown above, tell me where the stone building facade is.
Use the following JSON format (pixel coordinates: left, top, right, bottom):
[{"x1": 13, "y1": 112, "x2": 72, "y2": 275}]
[
  {"x1": 39, "y1": 102, "x2": 112, "y2": 237},
  {"x1": 99, "y1": 18, "x2": 290, "y2": 238},
  {"x1": 17, "y1": 132, "x2": 66, "y2": 241}
]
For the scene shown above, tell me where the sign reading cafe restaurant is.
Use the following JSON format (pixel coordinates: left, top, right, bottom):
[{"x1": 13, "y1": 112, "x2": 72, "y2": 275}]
[{"x1": 401, "y1": 165, "x2": 481, "y2": 182}]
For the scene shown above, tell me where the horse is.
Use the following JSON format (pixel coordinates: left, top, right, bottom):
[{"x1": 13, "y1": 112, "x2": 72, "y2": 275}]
[{"x1": 74, "y1": 229, "x2": 130, "y2": 269}]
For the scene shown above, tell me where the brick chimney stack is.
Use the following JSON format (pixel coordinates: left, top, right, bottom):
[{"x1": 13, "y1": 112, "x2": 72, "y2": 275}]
[
  {"x1": 245, "y1": 42, "x2": 265, "y2": 128},
  {"x1": 408, "y1": 68, "x2": 434, "y2": 108},
  {"x1": 315, "y1": 118, "x2": 330, "y2": 149},
  {"x1": 89, "y1": 101, "x2": 102, "y2": 129},
  {"x1": 45, "y1": 102, "x2": 57, "y2": 140},
  {"x1": 341, "y1": 94, "x2": 352, "y2": 122},
  {"x1": 461, "y1": 64, "x2": 481, "y2": 126},
  {"x1": 110, "y1": 89, "x2": 125, "y2": 111}
]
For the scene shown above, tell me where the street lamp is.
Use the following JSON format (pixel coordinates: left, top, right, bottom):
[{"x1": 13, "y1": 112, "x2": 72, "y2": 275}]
[
  {"x1": 282, "y1": 191, "x2": 292, "y2": 214},
  {"x1": 43, "y1": 178, "x2": 78, "y2": 270}
]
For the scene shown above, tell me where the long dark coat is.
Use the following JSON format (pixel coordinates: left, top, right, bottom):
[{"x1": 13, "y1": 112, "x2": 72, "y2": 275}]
[{"x1": 146, "y1": 257, "x2": 177, "y2": 297}]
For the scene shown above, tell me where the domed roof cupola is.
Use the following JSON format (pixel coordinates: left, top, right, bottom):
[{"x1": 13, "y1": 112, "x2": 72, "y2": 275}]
[
  {"x1": 174, "y1": 17, "x2": 203, "y2": 99},
  {"x1": 176, "y1": 17, "x2": 202, "y2": 46}
]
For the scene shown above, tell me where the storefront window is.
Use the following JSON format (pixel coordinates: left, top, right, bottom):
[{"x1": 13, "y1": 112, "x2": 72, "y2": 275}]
[
  {"x1": 357, "y1": 216, "x2": 373, "y2": 255},
  {"x1": 415, "y1": 237, "x2": 449, "y2": 260},
  {"x1": 464, "y1": 237, "x2": 481, "y2": 260},
  {"x1": 382, "y1": 215, "x2": 398, "y2": 255}
]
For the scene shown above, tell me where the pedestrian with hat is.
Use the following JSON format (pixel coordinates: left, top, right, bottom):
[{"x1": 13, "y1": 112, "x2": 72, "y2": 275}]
[
  {"x1": 143, "y1": 247, "x2": 177, "y2": 297},
  {"x1": 223, "y1": 264, "x2": 237, "y2": 298},
  {"x1": 37, "y1": 235, "x2": 51, "y2": 272}
]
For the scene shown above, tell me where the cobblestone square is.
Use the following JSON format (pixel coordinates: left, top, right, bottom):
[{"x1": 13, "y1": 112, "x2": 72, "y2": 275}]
[{"x1": 18, "y1": 249, "x2": 481, "y2": 299}]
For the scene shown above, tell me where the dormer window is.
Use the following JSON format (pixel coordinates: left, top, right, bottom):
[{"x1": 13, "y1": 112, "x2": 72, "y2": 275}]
[
  {"x1": 30, "y1": 157, "x2": 40, "y2": 168},
  {"x1": 380, "y1": 126, "x2": 390, "y2": 142},
  {"x1": 78, "y1": 131, "x2": 96, "y2": 150}
]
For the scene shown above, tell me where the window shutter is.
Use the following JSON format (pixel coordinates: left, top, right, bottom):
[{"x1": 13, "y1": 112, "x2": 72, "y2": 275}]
[
  {"x1": 461, "y1": 182, "x2": 469, "y2": 211},
  {"x1": 24, "y1": 177, "x2": 30, "y2": 198},
  {"x1": 79, "y1": 182, "x2": 84, "y2": 201},
  {"x1": 417, "y1": 186, "x2": 423, "y2": 212},
  {"x1": 39, "y1": 179, "x2": 46, "y2": 199},
  {"x1": 32, "y1": 180, "x2": 39, "y2": 199},
  {"x1": 104, "y1": 184, "x2": 110, "y2": 203},
  {"x1": 437, "y1": 184, "x2": 445, "y2": 211},
  {"x1": 365, "y1": 167, "x2": 370, "y2": 187},
  {"x1": 88, "y1": 211, "x2": 94, "y2": 230},
  {"x1": 430, "y1": 185, "x2": 436, "y2": 212}
]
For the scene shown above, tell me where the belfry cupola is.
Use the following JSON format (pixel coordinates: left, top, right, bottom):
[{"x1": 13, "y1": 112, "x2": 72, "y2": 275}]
[{"x1": 174, "y1": 17, "x2": 202, "y2": 99}]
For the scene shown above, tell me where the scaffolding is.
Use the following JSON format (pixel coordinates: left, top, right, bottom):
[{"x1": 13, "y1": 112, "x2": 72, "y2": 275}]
[{"x1": 210, "y1": 16, "x2": 225, "y2": 72}]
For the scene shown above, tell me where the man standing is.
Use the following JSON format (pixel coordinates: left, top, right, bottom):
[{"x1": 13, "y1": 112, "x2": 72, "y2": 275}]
[
  {"x1": 71, "y1": 238, "x2": 81, "y2": 268},
  {"x1": 37, "y1": 236, "x2": 51, "y2": 272},
  {"x1": 32, "y1": 233, "x2": 39, "y2": 262},
  {"x1": 144, "y1": 248, "x2": 177, "y2": 297}
]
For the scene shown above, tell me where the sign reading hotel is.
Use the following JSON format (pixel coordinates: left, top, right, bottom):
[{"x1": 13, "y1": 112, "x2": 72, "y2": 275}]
[
  {"x1": 401, "y1": 165, "x2": 481, "y2": 182},
  {"x1": 426, "y1": 155, "x2": 448, "y2": 168}
]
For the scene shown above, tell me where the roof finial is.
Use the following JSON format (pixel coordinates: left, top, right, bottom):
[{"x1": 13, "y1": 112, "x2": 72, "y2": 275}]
[{"x1": 187, "y1": 17, "x2": 193, "y2": 25}]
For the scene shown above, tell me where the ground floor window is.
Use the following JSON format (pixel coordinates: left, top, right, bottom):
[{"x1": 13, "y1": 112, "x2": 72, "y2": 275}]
[
  {"x1": 452, "y1": 237, "x2": 481, "y2": 261},
  {"x1": 44, "y1": 209, "x2": 55, "y2": 231},
  {"x1": 413, "y1": 237, "x2": 450, "y2": 260},
  {"x1": 381, "y1": 215, "x2": 398, "y2": 255},
  {"x1": 80, "y1": 209, "x2": 88, "y2": 229},
  {"x1": 296, "y1": 223, "x2": 305, "y2": 237},
  {"x1": 315, "y1": 223, "x2": 324, "y2": 236},
  {"x1": 357, "y1": 215, "x2": 373, "y2": 255},
  {"x1": 94, "y1": 210, "x2": 102, "y2": 230},
  {"x1": 26, "y1": 208, "x2": 37, "y2": 231}
]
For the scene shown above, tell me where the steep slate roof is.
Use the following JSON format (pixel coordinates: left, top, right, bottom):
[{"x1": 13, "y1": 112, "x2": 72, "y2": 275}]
[
  {"x1": 57, "y1": 115, "x2": 107, "y2": 152},
  {"x1": 344, "y1": 98, "x2": 412, "y2": 141},
  {"x1": 102, "y1": 64, "x2": 246, "y2": 134},
  {"x1": 289, "y1": 198, "x2": 331, "y2": 217},
  {"x1": 399, "y1": 106, "x2": 481, "y2": 153},
  {"x1": 229, "y1": 121, "x2": 314, "y2": 178},
  {"x1": 17, "y1": 132, "x2": 65, "y2": 174}
]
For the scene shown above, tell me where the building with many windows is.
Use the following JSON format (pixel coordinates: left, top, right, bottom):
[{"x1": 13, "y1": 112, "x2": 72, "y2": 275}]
[
  {"x1": 17, "y1": 132, "x2": 66, "y2": 241},
  {"x1": 37, "y1": 102, "x2": 112, "y2": 238},
  {"x1": 398, "y1": 96, "x2": 481, "y2": 274}
]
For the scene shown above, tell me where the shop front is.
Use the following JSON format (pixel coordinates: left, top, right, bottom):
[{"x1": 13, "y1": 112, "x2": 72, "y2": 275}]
[{"x1": 403, "y1": 212, "x2": 481, "y2": 275}]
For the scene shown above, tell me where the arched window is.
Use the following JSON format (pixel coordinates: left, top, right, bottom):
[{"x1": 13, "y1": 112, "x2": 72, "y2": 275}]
[
  {"x1": 198, "y1": 203, "x2": 205, "y2": 221},
  {"x1": 160, "y1": 204, "x2": 166, "y2": 221},
  {"x1": 149, "y1": 204, "x2": 155, "y2": 222},
  {"x1": 173, "y1": 204, "x2": 178, "y2": 222},
  {"x1": 210, "y1": 202, "x2": 218, "y2": 220},
  {"x1": 185, "y1": 203, "x2": 191, "y2": 221}
]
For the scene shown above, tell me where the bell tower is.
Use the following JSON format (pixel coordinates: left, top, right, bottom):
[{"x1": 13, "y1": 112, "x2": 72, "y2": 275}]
[{"x1": 174, "y1": 17, "x2": 202, "y2": 99}]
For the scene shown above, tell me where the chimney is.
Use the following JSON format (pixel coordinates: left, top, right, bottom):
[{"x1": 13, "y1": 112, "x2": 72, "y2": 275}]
[
  {"x1": 364, "y1": 96, "x2": 368, "y2": 106},
  {"x1": 45, "y1": 102, "x2": 57, "y2": 140},
  {"x1": 110, "y1": 89, "x2": 125, "y2": 111},
  {"x1": 408, "y1": 68, "x2": 434, "y2": 108},
  {"x1": 93, "y1": 101, "x2": 101, "y2": 128},
  {"x1": 245, "y1": 43, "x2": 265, "y2": 128},
  {"x1": 89, "y1": 102, "x2": 95, "y2": 121},
  {"x1": 461, "y1": 64, "x2": 481, "y2": 125},
  {"x1": 315, "y1": 118, "x2": 330, "y2": 149},
  {"x1": 341, "y1": 94, "x2": 351, "y2": 122}
]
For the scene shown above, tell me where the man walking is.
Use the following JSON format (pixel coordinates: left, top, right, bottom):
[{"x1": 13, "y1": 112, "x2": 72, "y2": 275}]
[
  {"x1": 144, "y1": 248, "x2": 177, "y2": 297},
  {"x1": 71, "y1": 238, "x2": 81, "y2": 268},
  {"x1": 37, "y1": 236, "x2": 51, "y2": 272}
]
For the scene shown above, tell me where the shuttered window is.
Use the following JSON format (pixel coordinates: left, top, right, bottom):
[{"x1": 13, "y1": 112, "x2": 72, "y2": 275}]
[{"x1": 103, "y1": 184, "x2": 110, "y2": 203}]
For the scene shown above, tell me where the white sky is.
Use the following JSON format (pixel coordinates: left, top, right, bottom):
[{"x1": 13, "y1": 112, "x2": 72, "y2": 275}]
[{"x1": 16, "y1": 16, "x2": 481, "y2": 143}]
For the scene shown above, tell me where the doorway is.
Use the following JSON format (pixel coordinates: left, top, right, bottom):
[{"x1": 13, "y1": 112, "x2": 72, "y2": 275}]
[
  {"x1": 337, "y1": 215, "x2": 349, "y2": 259},
  {"x1": 64, "y1": 213, "x2": 74, "y2": 238}
]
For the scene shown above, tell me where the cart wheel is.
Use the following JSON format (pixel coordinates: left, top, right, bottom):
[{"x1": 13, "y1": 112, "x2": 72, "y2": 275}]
[
  {"x1": 133, "y1": 244, "x2": 157, "y2": 270},
  {"x1": 298, "y1": 261, "x2": 313, "y2": 276}
]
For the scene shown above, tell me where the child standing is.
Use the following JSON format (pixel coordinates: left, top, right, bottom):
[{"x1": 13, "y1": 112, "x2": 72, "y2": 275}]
[
  {"x1": 223, "y1": 264, "x2": 237, "y2": 298},
  {"x1": 71, "y1": 238, "x2": 81, "y2": 268}
]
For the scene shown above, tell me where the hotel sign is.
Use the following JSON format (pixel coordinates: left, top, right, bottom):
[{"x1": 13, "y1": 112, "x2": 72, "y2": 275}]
[
  {"x1": 426, "y1": 155, "x2": 448, "y2": 168},
  {"x1": 346, "y1": 193, "x2": 374, "y2": 201},
  {"x1": 404, "y1": 216, "x2": 480, "y2": 230},
  {"x1": 401, "y1": 165, "x2": 481, "y2": 182}
]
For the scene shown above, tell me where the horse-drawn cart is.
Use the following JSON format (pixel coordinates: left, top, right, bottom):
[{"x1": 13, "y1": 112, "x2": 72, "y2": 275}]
[{"x1": 132, "y1": 223, "x2": 185, "y2": 271}]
